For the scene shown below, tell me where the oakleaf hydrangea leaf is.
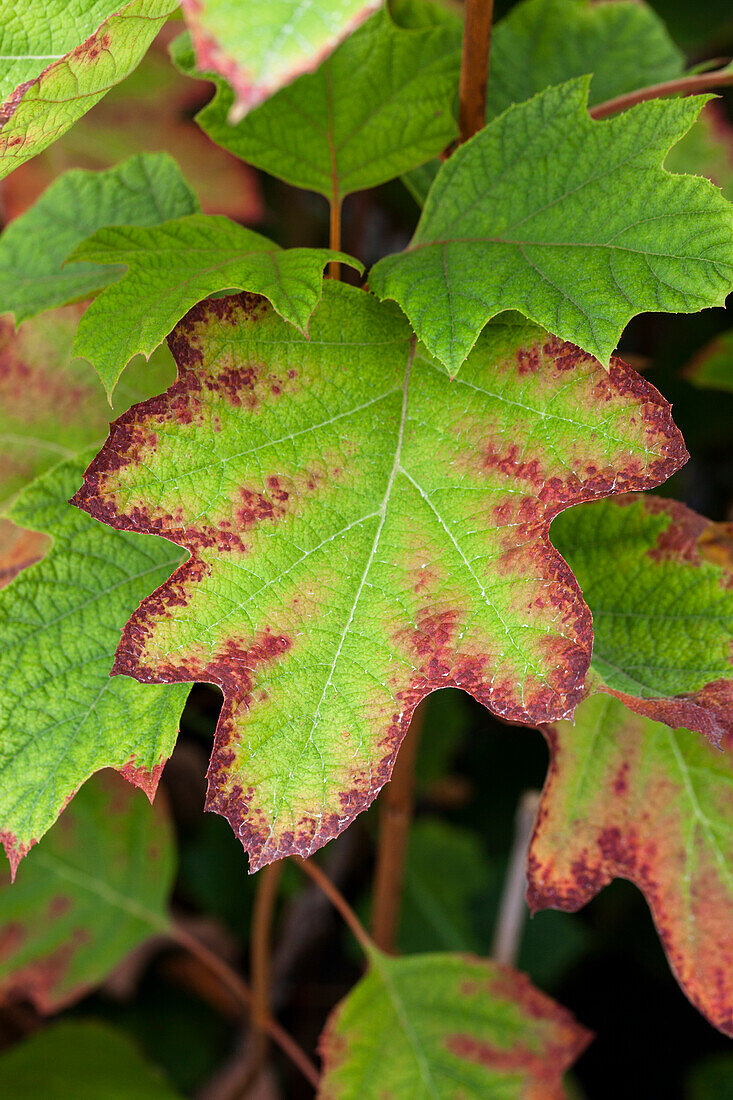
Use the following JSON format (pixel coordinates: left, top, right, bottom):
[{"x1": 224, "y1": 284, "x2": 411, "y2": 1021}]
[
  {"x1": 0, "y1": 154, "x2": 199, "y2": 324},
  {"x1": 552, "y1": 495, "x2": 733, "y2": 741},
  {"x1": 0, "y1": 305, "x2": 176, "y2": 506},
  {"x1": 0, "y1": 452, "x2": 188, "y2": 875},
  {"x1": 0, "y1": 771, "x2": 174, "y2": 1012},
  {"x1": 318, "y1": 949, "x2": 591, "y2": 1098},
  {"x1": 68, "y1": 214, "x2": 361, "y2": 397},
  {"x1": 180, "y1": 0, "x2": 383, "y2": 120},
  {"x1": 0, "y1": 0, "x2": 178, "y2": 181},
  {"x1": 529, "y1": 694, "x2": 733, "y2": 1037},
  {"x1": 0, "y1": 1021, "x2": 182, "y2": 1099},
  {"x1": 172, "y1": 0, "x2": 462, "y2": 203},
  {"x1": 0, "y1": 519, "x2": 46, "y2": 589},
  {"x1": 686, "y1": 327, "x2": 733, "y2": 393},
  {"x1": 371, "y1": 81, "x2": 733, "y2": 374},
  {"x1": 72, "y1": 286, "x2": 685, "y2": 870}
]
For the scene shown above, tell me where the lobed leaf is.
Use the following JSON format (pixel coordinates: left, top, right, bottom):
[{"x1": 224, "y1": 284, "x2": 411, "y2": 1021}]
[
  {"x1": 180, "y1": 0, "x2": 383, "y2": 120},
  {"x1": 0, "y1": 453, "x2": 188, "y2": 874},
  {"x1": 0, "y1": 305, "x2": 176, "y2": 506},
  {"x1": 0, "y1": 771, "x2": 174, "y2": 1011},
  {"x1": 0, "y1": 1021, "x2": 182, "y2": 1099},
  {"x1": 529, "y1": 693, "x2": 733, "y2": 1037},
  {"x1": 173, "y1": 0, "x2": 462, "y2": 203},
  {"x1": 68, "y1": 215, "x2": 360, "y2": 396},
  {"x1": 371, "y1": 81, "x2": 733, "y2": 374},
  {"x1": 552, "y1": 494, "x2": 733, "y2": 741},
  {"x1": 686, "y1": 327, "x2": 733, "y2": 393},
  {"x1": 0, "y1": 154, "x2": 199, "y2": 324},
  {"x1": 72, "y1": 285, "x2": 685, "y2": 869},
  {"x1": 0, "y1": 0, "x2": 178, "y2": 181},
  {"x1": 318, "y1": 949, "x2": 590, "y2": 1098}
]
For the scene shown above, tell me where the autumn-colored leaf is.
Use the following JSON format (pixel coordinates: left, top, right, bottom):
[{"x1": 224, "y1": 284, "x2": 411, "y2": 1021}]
[
  {"x1": 551, "y1": 494, "x2": 733, "y2": 741},
  {"x1": 371, "y1": 81, "x2": 733, "y2": 374},
  {"x1": 72, "y1": 286, "x2": 685, "y2": 869},
  {"x1": 0, "y1": 519, "x2": 47, "y2": 589},
  {"x1": 0, "y1": 452, "x2": 188, "y2": 873},
  {"x1": 0, "y1": 0, "x2": 179, "y2": 180},
  {"x1": 180, "y1": 0, "x2": 383, "y2": 120},
  {"x1": 0, "y1": 771, "x2": 174, "y2": 1012},
  {"x1": 318, "y1": 949, "x2": 591, "y2": 1098},
  {"x1": 529, "y1": 693, "x2": 733, "y2": 1037}
]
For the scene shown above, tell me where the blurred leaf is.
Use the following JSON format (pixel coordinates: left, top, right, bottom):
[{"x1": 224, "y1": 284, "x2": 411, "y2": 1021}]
[
  {"x1": 318, "y1": 949, "x2": 591, "y2": 1098},
  {"x1": 686, "y1": 326, "x2": 733, "y2": 393},
  {"x1": 666, "y1": 103, "x2": 733, "y2": 203},
  {"x1": 0, "y1": 772, "x2": 175, "y2": 1011},
  {"x1": 686, "y1": 1053, "x2": 733, "y2": 1099},
  {"x1": 0, "y1": 154, "x2": 199, "y2": 324},
  {"x1": 415, "y1": 687, "x2": 472, "y2": 795},
  {"x1": 0, "y1": 519, "x2": 47, "y2": 588},
  {"x1": 0, "y1": 1020, "x2": 182, "y2": 1099}
]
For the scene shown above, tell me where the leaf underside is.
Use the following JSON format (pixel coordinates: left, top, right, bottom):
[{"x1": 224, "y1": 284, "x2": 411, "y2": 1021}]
[
  {"x1": 371, "y1": 80, "x2": 733, "y2": 374},
  {"x1": 553, "y1": 495, "x2": 733, "y2": 741},
  {"x1": 72, "y1": 283, "x2": 685, "y2": 870},
  {"x1": 530, "y1": 693, "x2": 733, "y2": 1037},
  {"x1": 318, "y1": 950, "x2": 591, "y2": 1098},
  {"x1": 0, "y1": 771, "x2": 174, "y2": 1012}
]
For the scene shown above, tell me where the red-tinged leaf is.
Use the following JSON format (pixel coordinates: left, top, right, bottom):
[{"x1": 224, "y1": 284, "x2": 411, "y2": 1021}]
[
  {"x1": 0, "y1": 771, "x2": 174, "y2": 1013},
  {"x1": 551, "y1": 495, "x2": 733, "y2": 742},
  {"x1": 0, "y1": 519, "x2": 47, "y2": 589},
  {"x1": 529, "y1": 694, "x2": 733, "y2": 1037},
  {"x1": 181, "y1": 0, "x2": 383, "y2": 120},
  {"x1": 72, "y1": 287, "x2": 685, "y2": 869},
  {"x1": 318, "y1": 949, "x2": 591, "y2": 1099}
]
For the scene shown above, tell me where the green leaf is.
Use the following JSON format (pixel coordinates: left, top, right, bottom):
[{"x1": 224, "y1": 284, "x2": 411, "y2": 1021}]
[
  {"x1": 664, "y1": 103, "x2": 733, "y2": 204},
  {"x1": 371, "y1": 81, "x2": 733, "y2": 374},
  {"x1": 0, "y1": 452, "x2": 189, "y2": 874},
  {"x1": 0, "y1": 305, "x2": 177, "y2": 506},
  {"x1": 0, "y1": 0, "x2": 178, "y2": 181},
  {"x1": 318, "y1": 949, "x2": 590, "y2": 1098},
  {"x1": 686, "y1": 327, "x2": 733, "y2": 393},
  {"x1": 0, "y1": 1021, "x2": 182, "y2": 1099},
  {"x1": 0, "y1": 154, "x2": 199, "y2": 324},
  {"x1": 72, "y1": 286, "x2": 684, "y2": 869},
  {"x1": 551, "y1": 495, "x2": 733, "y2": 741},
  {"x1": 179, "y1": 0, "x2": 383, "y2": 119},
  {"x1": 529, "y1": 693, "x2": 733, "y2": 1037},
  {"x1": 0, "y1": 771, "x2": 174, "y2": 1011},
  {"x1": 68, "y1": 214, "x2": 360, "y2": 396},
  {"x1": 0, "y1": 519, "x2": 47, "y2": 588},
  {"x1": 487, "y1": 0, "x2": 684, "y2": 118},
  {"x1": 173, "y1": 0, "x2": 462, "y2": 202}
]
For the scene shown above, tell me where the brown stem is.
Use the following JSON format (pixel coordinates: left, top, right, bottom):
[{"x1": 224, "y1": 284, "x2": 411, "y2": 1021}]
[
  {"x1": 295, "y1": 857, "x2": 376, "y2": 957},
  {"x1": 590, "y1": 65, "x2": 733, "y2": 121},
  {"x1": 370, "y1": 703, "x2": 425, "y2": 953},
  {"x1": 328, "y1": 191, "x2": 342, "y2": 280},
  {"x1": 170, "y1": 920, "x2": 320, "y2": 1089},
  {"x1": 491, "y1": 790, "x2": 541, "y2": 966},
  {"x1": 249, "y1": 862, "x2": 285, "y2": 1082},
  {"x1": 458, "y1": 0, "x2": 494, "y2": 142}
]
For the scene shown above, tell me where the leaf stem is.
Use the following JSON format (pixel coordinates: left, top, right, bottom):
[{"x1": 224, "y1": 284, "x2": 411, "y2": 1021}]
[
  {"x1": 590, "y1": 64, "x2": 733, "y2": 120},
  {"x1": 458, "y1": 0, "x2": 494, "y2": 142},
  {"x1": 170, "y1": 920, "x2": 320, "y2": 1089},
  {"x1": 295, "y1": 856, "x2": 376, "y2": 957},
  {"x1": 491, "y1": 790, "x2": 541, "y2": 966},
  {"x1": 371, "y1": 703, "x2": 425, "y2": 952},
  {"x1": 329, "y1": 193, "x2": 342, "y2": 280},
  {"x1": 249, "y1": 862, "x2": 285, "y2": 1080}
]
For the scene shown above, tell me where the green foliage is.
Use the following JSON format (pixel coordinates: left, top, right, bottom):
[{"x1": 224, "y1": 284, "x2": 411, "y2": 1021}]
[
  {"x1": 552, "y1": 495, "x2": 733, "y2": 739},
  {"x1": 0, "y1": 1021, "x2": 182, "y2": 1099},
  {"x1": 686, "y1": 327, "x2": 733, "y2": 392},
  {"x1": 0, "y1": 154, "x2": 199, "y2": 324},
  {"x1": 371, "y1": 82, "x2": 733, "y2": 373},
  {"x1": 319, "y1": 948, "x2": 590, "y2": 1098},
  {"x1": 173, "y1": 0, "x2": 462, "y2": 202},
  {"x1": 68, "y1": 215, "x2": 360, "y2": 395},
  {"x1": 0, "y1": 306, "x2": 176, "y2": 506},
  {"x1": 0, "y1": 772, "x2": 174, "y2": 1010},
  {"x1": 72, "y1": 287, "x2": 684, "y2": 869},
  {"x1": 0, "y1": 453, "x2": 188, "y2": 871},
  {"x1": 530, "y1": 692, "x2": 733, "y2": 1037},
  {"x1": 0, "y1": 0, "x2": 178, "y2": 179},
  {"x1": 179, "y1": 0, "x2": 383, "y2": 118}
]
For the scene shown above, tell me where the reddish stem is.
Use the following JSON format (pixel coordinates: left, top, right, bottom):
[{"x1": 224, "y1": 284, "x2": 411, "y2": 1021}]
[
  {"x1": 370, "y1": 704, "x2": 425, "y2": 952},
  {"x1": 249, "y1": 861, "x2": 285, "y2": 1080},
  {"x1": 295, "y1": 857, "x2": 376, "y2": 957},
  {"x1": 590, "y1": 65, "x2": 733, "y2": 120},
  {"x1": 458, "y1": 0, "x2": 495, "y2": 142},
  {"x1": 328, "y1": 192, "x2": 342, "y2": 280}
]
